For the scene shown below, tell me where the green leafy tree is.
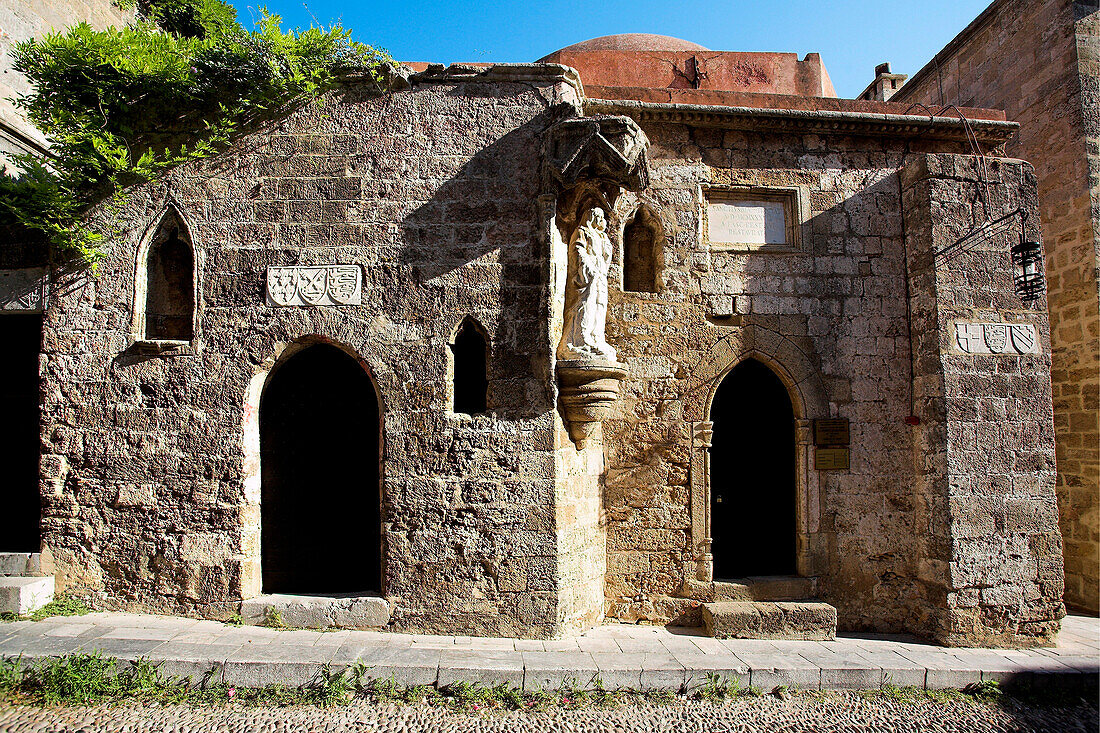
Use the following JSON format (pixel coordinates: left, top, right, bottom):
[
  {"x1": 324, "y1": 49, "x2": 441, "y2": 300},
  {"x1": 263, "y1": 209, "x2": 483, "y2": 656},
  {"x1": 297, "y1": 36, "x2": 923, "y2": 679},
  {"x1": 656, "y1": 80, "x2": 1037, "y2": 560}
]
[{"x1": 0, "y1": 0, "x2": 390, "y2": 264}]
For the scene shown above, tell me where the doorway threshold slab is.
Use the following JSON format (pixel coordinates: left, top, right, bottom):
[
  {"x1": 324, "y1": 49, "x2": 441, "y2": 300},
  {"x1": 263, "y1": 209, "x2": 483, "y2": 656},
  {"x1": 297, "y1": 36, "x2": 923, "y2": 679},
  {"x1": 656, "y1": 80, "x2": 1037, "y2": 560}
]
[{"x1": 241, "y1": 593, "x2": 389, "y2": 630}]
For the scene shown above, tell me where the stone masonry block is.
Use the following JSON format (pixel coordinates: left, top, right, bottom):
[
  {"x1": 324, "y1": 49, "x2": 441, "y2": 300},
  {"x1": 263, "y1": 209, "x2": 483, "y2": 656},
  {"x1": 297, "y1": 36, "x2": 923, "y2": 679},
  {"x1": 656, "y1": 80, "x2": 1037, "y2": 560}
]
[
  {"x1": 0, "y1": 577, "x2": 54, "y2": 615},
  {"x1": 703, "y1": 602, "x2": 837, "y2": 641}
]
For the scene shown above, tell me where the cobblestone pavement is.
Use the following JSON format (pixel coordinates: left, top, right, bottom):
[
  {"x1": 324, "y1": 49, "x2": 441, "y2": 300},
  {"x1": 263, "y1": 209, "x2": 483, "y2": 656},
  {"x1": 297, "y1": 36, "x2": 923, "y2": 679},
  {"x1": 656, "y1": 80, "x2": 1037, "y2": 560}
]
[{"x1": 0, "y1": 694, "x2": 1097, "y2": 733}]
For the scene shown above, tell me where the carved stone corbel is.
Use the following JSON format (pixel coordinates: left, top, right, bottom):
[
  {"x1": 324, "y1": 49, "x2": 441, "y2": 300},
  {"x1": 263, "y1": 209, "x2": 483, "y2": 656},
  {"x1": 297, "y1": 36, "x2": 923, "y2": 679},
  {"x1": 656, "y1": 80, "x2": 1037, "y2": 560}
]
[
  {"x1": 556, "y1": 360, "x2": 629, "y2": 448},
  {"x1": 542, "y1": 115, "x2": 650, "y2": 195}
]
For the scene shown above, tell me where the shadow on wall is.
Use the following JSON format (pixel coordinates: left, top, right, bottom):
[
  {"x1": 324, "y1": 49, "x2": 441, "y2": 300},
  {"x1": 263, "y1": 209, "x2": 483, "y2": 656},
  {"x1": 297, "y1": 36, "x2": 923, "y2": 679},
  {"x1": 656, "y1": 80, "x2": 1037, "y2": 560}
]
[{"x1": 398, "y1": 96, "x2": 575, "y2": 421}]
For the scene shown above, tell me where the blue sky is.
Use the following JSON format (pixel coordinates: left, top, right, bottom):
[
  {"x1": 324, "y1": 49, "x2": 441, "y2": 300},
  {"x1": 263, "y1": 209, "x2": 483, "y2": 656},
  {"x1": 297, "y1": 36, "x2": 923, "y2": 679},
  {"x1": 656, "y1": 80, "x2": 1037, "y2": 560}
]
[{"x1": 228, "y1": 0, "x2": 992, "y2": 98}]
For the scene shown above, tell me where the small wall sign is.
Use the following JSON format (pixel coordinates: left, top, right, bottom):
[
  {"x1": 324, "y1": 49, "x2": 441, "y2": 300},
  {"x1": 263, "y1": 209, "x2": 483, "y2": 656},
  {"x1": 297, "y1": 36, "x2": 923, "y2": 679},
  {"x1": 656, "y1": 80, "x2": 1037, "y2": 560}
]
[
  {"x1": 702, "y1": 186, "x2": 804, "y2": 253},
  {"x1": 815, "y1": 448, "x2": 850, "y2": 471},
  {"x1": 814, "y1": 418, "x2": 850, "y2": 446}
]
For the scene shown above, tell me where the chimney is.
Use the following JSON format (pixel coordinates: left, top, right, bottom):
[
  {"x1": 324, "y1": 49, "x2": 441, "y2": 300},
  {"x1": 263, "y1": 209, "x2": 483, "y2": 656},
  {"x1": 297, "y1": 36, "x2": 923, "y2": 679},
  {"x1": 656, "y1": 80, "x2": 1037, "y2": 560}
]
[{"x1": 858, "y1": 62, "x2": 908, "y2": 102}]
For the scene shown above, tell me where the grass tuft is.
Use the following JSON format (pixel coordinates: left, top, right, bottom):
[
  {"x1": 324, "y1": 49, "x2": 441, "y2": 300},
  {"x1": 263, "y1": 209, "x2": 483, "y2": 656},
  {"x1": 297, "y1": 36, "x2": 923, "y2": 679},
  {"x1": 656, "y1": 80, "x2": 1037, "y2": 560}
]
[
  {"x1": 28, "y1": 595, "x2": 91, "y2": 622},
  {"x1": 259, "y1": 608, "x2": 287, "y2": 629},
  {"x1": 1, "y1": 594, "x2": 91, "y2": 623},
  {"x1": 0, "y1": 654, "x2": 353, "y2": 708},
  {"x1": 4, "y1": 653, "x2": 1082, "y2": 713}
]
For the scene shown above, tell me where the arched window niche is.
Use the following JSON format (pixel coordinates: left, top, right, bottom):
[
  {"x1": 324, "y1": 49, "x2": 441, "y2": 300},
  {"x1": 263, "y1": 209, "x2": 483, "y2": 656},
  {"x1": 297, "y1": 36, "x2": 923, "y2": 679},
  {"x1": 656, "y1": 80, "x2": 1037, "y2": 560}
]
[
  {"x1": 450, "y1": 316, "x2": 489, "y2": 415},
  {"x1": 622, "y1": 205, "x2": 662, "y2": 294},
  {"x1": 134, "y1": 205, "x2": 196, "y2": 345}
]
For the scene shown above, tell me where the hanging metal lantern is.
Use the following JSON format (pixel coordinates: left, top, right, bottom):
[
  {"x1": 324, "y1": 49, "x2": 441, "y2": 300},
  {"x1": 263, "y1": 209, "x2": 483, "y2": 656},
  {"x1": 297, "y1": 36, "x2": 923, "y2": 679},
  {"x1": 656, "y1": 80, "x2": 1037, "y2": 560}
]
[{"x1": 1011, "y1": 234, "x2": 1044, "y2": 303}]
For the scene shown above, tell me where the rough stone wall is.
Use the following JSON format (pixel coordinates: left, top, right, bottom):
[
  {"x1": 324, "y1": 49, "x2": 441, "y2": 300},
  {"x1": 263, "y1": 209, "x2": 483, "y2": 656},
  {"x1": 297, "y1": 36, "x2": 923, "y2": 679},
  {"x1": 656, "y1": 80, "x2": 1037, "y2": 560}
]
[
  {"x1": 600, "y1": 121, "x2": 974, "y2": 635},
  {"x1": 38, "y1": 71, "x2": 592, "y2": 638},
  {"x1": 894, "y1": 0, "x2": 1100, "y2": 614},
  {"x1": 901, "y1": 154, "x2": 1064, "y2": 646},
  {"x1": 552, "y1": 424, "x2": 606, "y2": 635},
  {"x1": 1073, "y1": 1, "x2": 1100, "y2": 615}
]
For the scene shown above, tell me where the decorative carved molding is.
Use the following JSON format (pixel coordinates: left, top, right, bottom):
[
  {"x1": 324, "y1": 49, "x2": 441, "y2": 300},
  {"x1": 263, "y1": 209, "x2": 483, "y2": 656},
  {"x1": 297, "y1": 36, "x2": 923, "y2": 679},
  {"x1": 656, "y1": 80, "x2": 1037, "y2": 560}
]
[
  {"x1": 585, "y1": 99, "x2": 1017, "y2": 146},
  {"x1": 410, "y1": 62, "x2": 584, "y2": 98},
  {"x1": 692, "y1": 421, "x2": 714, "y2": 449},
  {"x1": 952, "y1": 322, "x2": 1039, "y2": 355},
  {"x1": 0, "y1": 268, "x2": 46, "y2": 313},
  {"x1": 266, "y1": 265, "x2": 362, "y2": 307}
]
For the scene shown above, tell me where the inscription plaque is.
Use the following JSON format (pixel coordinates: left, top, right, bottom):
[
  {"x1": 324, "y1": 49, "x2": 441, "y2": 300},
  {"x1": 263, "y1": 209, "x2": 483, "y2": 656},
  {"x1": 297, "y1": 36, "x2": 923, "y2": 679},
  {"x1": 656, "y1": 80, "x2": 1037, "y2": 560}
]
[
  {"x1": 953, "y1": 322, "x2": 1039, "y2": 355},
  {"x1": 815, "y1": 448, "x2": 850, "y2": 471},
  {"x1": 266, "y1": 265, "x2": 362, "y2": 307},
  {"x1": 0, "y1": 268, "x2": 47, "y2": 313},
  {"x1": 707, "y1": 198, "x2": 787, "y2": 247},
  {"x1": 814, "y1": 418, "x2": 850, "y2": 446}
]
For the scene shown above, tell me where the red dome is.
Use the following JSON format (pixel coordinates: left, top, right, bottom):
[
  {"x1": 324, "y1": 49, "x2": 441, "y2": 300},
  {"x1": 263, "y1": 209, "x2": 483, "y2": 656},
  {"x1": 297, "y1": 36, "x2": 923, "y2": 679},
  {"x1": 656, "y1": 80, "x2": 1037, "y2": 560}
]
[{"x1": 539, "y1": 34, "x2": 709, "y2": 60}]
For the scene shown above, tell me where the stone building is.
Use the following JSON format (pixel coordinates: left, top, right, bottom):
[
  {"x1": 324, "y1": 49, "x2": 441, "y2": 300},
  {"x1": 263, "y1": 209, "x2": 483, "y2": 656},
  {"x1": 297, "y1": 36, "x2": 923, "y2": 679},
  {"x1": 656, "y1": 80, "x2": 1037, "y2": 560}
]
[
  {"x1": 890, "y1": 0, "x2": 1099, "y2": 614},
  {"x1": 0, "y1": 33, "x2": 1068, "y2": 646}
]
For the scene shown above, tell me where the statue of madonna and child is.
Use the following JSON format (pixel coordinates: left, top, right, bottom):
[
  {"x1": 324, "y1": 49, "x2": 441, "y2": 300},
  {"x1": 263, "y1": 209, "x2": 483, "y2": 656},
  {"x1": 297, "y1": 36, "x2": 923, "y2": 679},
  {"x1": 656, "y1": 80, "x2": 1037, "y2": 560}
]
[
  {"x1": 558, "y1": 207, "x2": 617, "y2": 362},
  {"x1": 556, "y1": 206, "x2": 627, "y2": 446}
]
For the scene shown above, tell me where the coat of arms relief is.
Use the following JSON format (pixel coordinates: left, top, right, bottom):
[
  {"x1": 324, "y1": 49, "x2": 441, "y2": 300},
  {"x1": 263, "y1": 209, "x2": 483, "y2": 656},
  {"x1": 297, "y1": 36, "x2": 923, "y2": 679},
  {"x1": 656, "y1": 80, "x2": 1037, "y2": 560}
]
[
  {"x1": 265, "y1": 265, "x2": 362, "y2": 307},
  {"x1": 953, "y1": 322, "x2": 1040, "y2": 355}
]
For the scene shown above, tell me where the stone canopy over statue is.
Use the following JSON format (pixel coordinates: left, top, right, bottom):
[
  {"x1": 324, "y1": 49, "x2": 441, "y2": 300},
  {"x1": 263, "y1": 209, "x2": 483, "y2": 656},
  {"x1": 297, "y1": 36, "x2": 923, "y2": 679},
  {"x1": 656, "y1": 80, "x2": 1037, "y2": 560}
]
[{"x1": 559, "y1": 207, "x2": 617, "y2": 361}]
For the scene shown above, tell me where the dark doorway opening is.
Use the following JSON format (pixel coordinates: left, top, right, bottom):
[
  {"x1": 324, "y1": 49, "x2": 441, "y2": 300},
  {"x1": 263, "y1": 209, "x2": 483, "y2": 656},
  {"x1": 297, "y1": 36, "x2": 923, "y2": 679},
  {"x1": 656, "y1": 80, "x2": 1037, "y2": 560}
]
[
  {"x1": 0, "y1": 315, "x2": 42, "y2": 552},
  {"x1": 260, "y1": 343, "x2": 381, "y2": 594},
  {"x1": 710, "y1": 358, "x2": 796, "y2": 579}
]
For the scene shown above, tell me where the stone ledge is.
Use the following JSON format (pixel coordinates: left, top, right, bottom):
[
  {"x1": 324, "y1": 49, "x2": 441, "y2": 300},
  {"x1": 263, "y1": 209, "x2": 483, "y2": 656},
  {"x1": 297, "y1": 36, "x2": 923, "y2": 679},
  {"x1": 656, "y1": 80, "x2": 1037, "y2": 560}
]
[
  {"x1": 585, "y1": 98, "x2": 1018, "y2": 145},
  {"x1": 0, "y1": 553, "x2": 48, "y2": 577}
]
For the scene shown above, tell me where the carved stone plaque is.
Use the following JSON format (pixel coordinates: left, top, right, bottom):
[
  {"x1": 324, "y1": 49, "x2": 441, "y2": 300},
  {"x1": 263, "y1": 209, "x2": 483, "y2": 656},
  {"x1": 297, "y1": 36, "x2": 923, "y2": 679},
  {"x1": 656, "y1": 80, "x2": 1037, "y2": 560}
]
[
  {"x1": 953, "y1": 322, "x2": 1040, "y2": 355},
  {"x1": 707, "y1": 198, "x2": 786, "y2": 247},
  {"x1": 0, "y1": 268, "x2": 47, "y2": 313},
  {"x1": 265, "y1": 265, "x2": 362, "y2": 307}
]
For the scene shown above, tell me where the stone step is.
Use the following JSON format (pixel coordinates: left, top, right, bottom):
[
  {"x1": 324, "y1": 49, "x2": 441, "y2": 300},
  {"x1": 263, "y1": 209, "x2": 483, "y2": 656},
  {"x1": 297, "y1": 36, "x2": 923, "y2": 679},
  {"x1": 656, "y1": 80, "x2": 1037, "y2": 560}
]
[
  {"x1": 0, "y1": 553, "x2": 47, "y2": 577},
  {"x1": 703, "y1": 601, "x2": 837, "y2": 641},
  {"x1": 713, "y1": 576, "x2": 819, "y2": 602},
  {"x1": 241, "y1": 593, "x2": 390, "y2": 630},
  {"x1": 0, "y1": 576, "x2": 54, "y2": 615}
]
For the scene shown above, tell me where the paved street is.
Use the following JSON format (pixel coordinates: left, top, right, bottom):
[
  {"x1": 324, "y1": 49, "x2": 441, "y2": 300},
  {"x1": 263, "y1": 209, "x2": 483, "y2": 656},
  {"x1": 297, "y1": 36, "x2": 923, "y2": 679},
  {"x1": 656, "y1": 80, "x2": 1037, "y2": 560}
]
[{"x1": 0, "y1": 612, "x2": 1096, "y2": 693}]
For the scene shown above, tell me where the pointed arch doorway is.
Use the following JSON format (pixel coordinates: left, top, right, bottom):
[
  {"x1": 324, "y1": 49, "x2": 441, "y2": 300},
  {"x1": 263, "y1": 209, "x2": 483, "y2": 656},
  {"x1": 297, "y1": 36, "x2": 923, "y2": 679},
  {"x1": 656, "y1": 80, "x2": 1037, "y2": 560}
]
[
  {"x1": 709, "y1": 358, "x2": 797, "y2": 579},
  {"x1": 260, "y1": 342, "x2": 381, "y2": 594}
]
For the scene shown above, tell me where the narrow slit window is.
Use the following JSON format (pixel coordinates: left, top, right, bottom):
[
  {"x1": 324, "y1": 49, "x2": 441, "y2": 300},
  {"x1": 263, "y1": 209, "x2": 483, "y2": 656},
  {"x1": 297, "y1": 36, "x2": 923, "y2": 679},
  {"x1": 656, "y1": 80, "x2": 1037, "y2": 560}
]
[
  {"x1": 623, "y1": 208, "x2": 660, "y2": 293},
  {"x1": 452, "y1": 318, "x2": 488, "y2": 415},
  {"x1": 144, "y1": 220, "x2": 194, "y2": 341}
]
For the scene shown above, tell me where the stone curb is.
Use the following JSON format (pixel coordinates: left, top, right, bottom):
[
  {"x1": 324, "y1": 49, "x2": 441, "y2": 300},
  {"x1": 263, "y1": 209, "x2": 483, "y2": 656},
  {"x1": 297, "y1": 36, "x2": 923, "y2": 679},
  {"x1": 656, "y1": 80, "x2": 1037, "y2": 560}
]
[
  {"x1": 1, "y1": 614, "x2": 1096, "y2": 694},
  {"x1": 2, "y1": 647, "x2": 1096, "y2": 694}
]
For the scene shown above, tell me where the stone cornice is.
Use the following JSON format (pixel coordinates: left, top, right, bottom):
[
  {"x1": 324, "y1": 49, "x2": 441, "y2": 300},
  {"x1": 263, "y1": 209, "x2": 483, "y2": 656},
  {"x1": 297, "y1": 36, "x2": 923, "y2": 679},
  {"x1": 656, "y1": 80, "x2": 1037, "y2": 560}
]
[
  {"x1": 0, "y1": 116, "x2": 51, "y2": 159},
  {"x1": 408, "y1": 63, "x2": 586, "y2": 100},
  {"x1": 584, "y1": 98, "x2": 1018, "y2": 147}
]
